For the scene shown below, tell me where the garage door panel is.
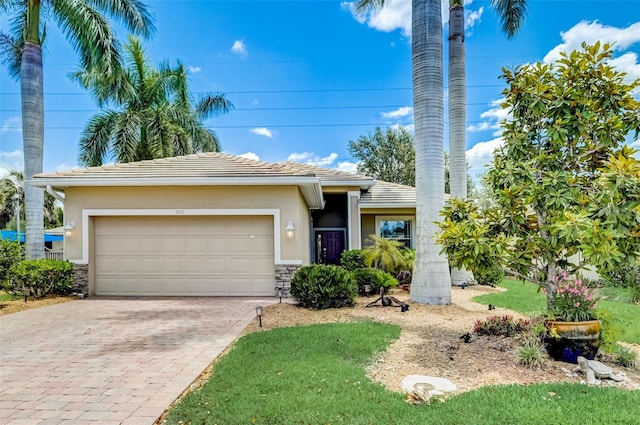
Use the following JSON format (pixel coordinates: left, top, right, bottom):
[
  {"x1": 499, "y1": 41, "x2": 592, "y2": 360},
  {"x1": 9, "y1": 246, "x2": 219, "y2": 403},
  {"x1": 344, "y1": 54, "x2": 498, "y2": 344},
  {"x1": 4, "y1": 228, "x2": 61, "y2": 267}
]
[{"x1": 95, "y1": 216, "x2": 274, "y2": 296}]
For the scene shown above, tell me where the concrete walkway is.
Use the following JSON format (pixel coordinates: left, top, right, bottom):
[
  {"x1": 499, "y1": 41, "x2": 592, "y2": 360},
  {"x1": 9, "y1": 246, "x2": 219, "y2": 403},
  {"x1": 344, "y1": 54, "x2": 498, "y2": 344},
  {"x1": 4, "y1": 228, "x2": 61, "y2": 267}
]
[{"x1": 0, "y1": 297, "x2": 275, "y2": 425}]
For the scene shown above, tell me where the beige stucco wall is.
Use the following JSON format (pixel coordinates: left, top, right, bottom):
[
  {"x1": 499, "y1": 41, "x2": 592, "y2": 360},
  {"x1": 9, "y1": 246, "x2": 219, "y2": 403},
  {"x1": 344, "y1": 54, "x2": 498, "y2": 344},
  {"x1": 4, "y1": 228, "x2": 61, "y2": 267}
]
[{"x1": 63, "y1": 185, "x2": 311, "y2": 265}]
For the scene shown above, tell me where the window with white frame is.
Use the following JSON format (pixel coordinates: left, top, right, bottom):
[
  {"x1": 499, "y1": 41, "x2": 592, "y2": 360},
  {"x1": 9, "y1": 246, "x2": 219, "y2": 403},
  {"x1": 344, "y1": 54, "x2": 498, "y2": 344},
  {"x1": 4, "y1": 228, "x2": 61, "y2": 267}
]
[{"x1": 375, "y1": 216, "x2": 413, "y2": 248}]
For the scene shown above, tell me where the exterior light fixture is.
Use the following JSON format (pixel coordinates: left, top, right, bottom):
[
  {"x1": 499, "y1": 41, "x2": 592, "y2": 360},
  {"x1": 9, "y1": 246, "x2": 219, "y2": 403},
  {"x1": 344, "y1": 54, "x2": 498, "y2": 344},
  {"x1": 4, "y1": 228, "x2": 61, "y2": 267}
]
[
  {"x1": 63, "y1": 221, "x2": 76, "y2": 237},
  {"x1": 255, "y1": 305, "x2": 264, "y2": 327},
  {"x1": 285, "y1": 220, "x2": 295, "y2": 238}
]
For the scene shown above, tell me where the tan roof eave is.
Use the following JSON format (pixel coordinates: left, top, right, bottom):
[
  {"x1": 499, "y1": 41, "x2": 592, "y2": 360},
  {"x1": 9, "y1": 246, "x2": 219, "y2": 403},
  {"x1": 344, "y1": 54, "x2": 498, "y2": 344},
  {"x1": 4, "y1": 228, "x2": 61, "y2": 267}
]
[
  {"x1": 359, "y1": 203, "x2": 416, "y2": 209},
  {"x1": 321, "y1": 179, "x2": 375, "y2": 190},
  {"x1": 30, "y1": 176, "x2": 325, "y2": 210}
]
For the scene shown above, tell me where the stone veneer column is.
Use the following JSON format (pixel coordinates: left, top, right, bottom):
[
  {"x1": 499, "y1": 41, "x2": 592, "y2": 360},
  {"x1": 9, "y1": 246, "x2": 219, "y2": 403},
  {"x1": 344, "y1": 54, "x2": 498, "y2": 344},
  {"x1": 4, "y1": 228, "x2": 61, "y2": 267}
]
[
  {"x1": 72, "y1": 263, "x2": 89, "y2": 295},
  {"x1": 274, "y1": 264, "x2": 301, "y2": 294}
]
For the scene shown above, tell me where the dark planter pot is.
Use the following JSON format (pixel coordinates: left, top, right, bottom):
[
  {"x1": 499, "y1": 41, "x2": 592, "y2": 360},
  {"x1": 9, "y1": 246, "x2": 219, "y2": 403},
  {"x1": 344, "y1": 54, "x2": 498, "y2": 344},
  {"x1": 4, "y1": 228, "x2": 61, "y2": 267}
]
[{"x1": 544, "y1": 319, "x2": 601, "y2": 364}]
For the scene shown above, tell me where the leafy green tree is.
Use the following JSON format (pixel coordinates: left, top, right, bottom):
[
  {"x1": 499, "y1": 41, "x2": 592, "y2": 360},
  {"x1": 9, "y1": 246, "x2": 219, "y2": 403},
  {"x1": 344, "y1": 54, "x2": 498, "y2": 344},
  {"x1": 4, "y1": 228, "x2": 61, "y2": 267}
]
[
  {"x1": 354, "y1": 0, "x2": 526, "y2": 304},
  {"x1": 448, "y1": 0, "x2": 527, "y2": 286},
  {"x1": 437, "y1": 43, "x2": 640, "y2": 310},
  {"x1": 74, "y1": 36, "x2": 233, "y2": 166},
  {"x1": 348, "y1": 126, "x2": 415, "y2": 185},
  {"x1": 0, "y1": 0, "x2": 155, "y2": 259},
  {"x1": 347, "y1": 127, "x2": 474, "y2": 192},
  {"x1": 0, "y1": 170, "x2": 60, "y2": 230}
]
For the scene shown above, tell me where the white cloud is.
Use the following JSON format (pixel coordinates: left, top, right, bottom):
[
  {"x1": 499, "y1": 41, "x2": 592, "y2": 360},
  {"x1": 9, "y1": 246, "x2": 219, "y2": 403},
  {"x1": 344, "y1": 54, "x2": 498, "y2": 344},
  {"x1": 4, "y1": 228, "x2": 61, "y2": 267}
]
[
  {"x1": 391, "y1": 123, "x2": 415, "y2": 133},
  {"x1": 187, "y1": 65, "x2": 202, "y2": 74},
  {"x1": 543, "y1": 21, "x2": 640, "y2": 64},
  {"x1": 467, "y1": 99, "x2": 509, "y2": 135},
  {"x1": 238, "y1": 152, "x2": 260, "y2": 161},
  {"x1": 287, "y1": 152, "x2": 338, "y2": 167},
  {"x1": 344, "y1": 0, "x2": 484, "y2": 37},
  {"x1": 466, "y1": 137, "x2": 503, "y2": 179},
  {"x1": 250, "y1": 127, "x2": 273, "y2": 138},
  {"x1": 381, "y1": 106, "x2": 413, "y2": 119},
  {"x1": 0, "y1": 149, "x2": 24, "y2": 177},
  {"x1": 55, "y1": 162, "x2": 78, "y2": 172},
  {"x1": 1, "y1": 116, "x2": 21, "y2": 133},
  {"x1": 608, "y1": 51, "x2": 640, "y2": 85},
  {"x1": 231, "y1": 40, "x2": 247, "y2": 56},
  {"x1": 336, "y1": 161, "x2": 358, "y2": 174},
  {"x1": 465, "y1": 6, "x2": 483, "y2": 31}
]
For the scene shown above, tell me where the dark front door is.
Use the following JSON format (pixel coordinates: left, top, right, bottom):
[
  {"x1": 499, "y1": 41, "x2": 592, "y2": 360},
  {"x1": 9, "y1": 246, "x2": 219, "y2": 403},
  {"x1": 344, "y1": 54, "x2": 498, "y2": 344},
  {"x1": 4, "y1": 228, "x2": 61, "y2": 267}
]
[{"x1": 316, "y1": 230, "x2": 345, "y2": 265}]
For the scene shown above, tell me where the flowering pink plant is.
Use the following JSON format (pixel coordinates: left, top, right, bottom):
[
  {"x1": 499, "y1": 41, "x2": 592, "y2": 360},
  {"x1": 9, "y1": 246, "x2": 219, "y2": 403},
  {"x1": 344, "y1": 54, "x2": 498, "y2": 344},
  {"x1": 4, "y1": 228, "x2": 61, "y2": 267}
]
[{"x1": 551, "y1": 272, "x2": 600, "y2": 322}]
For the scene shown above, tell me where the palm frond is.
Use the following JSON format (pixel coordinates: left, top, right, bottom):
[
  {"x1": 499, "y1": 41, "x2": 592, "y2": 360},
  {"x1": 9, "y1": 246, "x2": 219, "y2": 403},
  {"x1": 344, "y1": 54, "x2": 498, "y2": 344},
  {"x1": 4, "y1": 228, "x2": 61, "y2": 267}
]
[
  {"x1": 171, "y1": 60, "x2": 190, "y2": 107},
  {"x1": 354, "y1": 0, "x2": 387, "y2": 13},
  {"x1": 113, "y1": 110, "x2": 142, "y2": 162},
  {"x1": 490, "y1": 0, "x2": 528, "y2": 39},
  {"x1": 192, "y1": 127, "x2": 221, "y2": 153},
  {"x1": 195, "y1": 93, "x2": 233, "y2": 119},
  {"x1": 0, "y1": 32, "x2": 23, "y2": 80},
  {"x1": 52, "y1": 0, "x2": 124, "y2": 77},
  {"x1": 79, "y1": 110, "x2": 120, "y2": 166},
  {"x1": 86, "y1": 0, "x2": 156, "y2": 38}
]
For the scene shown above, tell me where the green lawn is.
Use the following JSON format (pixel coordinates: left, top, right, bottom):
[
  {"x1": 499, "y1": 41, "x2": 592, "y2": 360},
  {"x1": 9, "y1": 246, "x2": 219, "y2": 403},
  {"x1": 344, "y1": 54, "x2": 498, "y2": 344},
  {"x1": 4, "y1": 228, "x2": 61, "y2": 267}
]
[
  {"x1": 0, "y1": 291, "x2": 21, "y2": 302},
  {"x1": 473, "y1": 279, "x2": 640, "y2": 344},
  {"x1": 163, "y1": 322, "x2": 640, "y2": 425}
]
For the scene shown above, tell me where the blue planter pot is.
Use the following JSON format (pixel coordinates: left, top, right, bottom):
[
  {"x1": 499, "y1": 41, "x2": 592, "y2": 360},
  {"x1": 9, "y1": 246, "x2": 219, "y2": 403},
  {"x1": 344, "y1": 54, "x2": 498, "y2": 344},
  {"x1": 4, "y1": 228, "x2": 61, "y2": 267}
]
[{"x1": 544, "y1": 320, "x2": 601, "y2": 364}]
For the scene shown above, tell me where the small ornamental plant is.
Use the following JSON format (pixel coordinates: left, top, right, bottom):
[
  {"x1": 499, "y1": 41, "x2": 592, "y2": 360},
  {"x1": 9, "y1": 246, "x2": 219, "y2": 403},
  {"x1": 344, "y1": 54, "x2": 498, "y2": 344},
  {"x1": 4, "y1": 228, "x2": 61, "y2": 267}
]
[{"x1": 546, "y1": 272, "x2": 600, "y2": 322}]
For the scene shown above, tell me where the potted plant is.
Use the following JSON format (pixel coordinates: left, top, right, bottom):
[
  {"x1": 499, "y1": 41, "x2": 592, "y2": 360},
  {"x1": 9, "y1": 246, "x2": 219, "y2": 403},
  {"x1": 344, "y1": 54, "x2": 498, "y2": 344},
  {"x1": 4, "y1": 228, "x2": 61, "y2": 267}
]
[{"x1": 544, "y1": 272, "x2": 601, "y2": 363}]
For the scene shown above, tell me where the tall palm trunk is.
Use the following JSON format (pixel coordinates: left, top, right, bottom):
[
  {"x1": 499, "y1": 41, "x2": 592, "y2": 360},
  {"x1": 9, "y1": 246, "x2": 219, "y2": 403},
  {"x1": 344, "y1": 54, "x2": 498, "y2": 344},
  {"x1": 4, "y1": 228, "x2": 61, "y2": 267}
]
[
  {"x1": 448, "y1": 1, "x2": 473, "y2": 286},
  {"x1": 410, "y1": 0, "x2": 452, "y2": 304},
  {"x1": 21, "y1": 41, "x2": 45, "y2": 260}
]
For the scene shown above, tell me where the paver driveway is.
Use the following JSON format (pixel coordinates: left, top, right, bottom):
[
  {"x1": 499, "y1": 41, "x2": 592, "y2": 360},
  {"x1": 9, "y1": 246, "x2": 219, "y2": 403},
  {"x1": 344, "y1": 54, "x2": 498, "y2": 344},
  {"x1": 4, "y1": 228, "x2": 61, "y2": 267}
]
[{"x1": 0, "y1": 297, "x2": 276, "y2": 425}]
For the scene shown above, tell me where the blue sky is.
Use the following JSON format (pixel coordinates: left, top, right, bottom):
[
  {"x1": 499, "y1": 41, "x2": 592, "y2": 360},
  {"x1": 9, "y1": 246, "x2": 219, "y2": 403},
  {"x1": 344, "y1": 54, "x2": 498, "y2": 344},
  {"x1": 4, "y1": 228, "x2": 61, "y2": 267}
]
[{"x1": 1, "y1": 0, "x2": 639, "y2": 181}]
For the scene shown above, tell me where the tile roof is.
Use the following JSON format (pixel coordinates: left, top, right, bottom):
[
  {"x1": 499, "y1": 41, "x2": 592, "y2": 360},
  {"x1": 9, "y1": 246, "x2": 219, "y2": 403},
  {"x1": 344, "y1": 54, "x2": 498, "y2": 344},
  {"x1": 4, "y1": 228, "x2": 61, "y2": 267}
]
[
  {"x1": 360, "y1": 180, "x2": 416, "y2": 208},
  {"x1": 276, "y1": 161, "x2": 375, "y2": 185},
  {"x1": 34, "y1": 152, "x2": 315, "y2": 180},
  {"x1": 32, "y1": 152, "x2": 420, "y2": 208}
]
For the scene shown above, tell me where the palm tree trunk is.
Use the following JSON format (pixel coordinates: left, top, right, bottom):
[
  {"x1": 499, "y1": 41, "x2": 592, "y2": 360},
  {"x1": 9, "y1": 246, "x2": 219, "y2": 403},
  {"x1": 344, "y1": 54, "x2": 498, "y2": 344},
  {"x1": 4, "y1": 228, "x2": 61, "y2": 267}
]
[
  {"x1": 21, "y1": 41, "x2": 45, "y2": 259},
  {"x1": 448, "y1": 2, "x2": 474, "y2": 286},
  {"x1": 410, "y1": 0, "x2": 452, "y2": 304}
]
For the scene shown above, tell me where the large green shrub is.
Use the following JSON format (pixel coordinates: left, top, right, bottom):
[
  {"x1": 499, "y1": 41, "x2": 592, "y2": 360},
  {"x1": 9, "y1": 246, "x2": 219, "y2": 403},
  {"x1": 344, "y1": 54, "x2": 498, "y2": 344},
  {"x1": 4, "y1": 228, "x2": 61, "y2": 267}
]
[
  {"x1": 340, "y1": 250, "x2": 366, "y2": 271},
  {"x1": 475, "y1": 266, "x2": 504, "y2": 287},
  {"x1": 602, "y1": 264, "x2": 640, "y2": 289},
  {"x1": 290, "y1": 265, "x2": 357, "y2": 310},
  {"x1": 599, "y1": 264, "x2": 640, "y2": 304},
  {"x1": 6, "y1": 259, "x2": 75, "y2": 297},
  {"x1": 352, "y1": 268, "x2": 398, "y2": 295},
  {"x1": 0, "y1": 239, "x2": 24, "y2": 283}
]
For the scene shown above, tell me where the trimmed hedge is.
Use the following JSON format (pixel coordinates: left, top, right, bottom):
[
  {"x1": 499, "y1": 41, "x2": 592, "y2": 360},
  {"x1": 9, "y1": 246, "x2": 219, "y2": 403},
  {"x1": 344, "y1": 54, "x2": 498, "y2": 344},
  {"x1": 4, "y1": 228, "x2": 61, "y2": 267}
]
[
  {"x1": 351, "y1": 268, "x2": 398, "y2": 296},
  {"x1": 290, "y1": 265, "x2": 357, "y2": 309},
  {"x1": 5, "y1": 259, "x2": 75, "y2": 297}
]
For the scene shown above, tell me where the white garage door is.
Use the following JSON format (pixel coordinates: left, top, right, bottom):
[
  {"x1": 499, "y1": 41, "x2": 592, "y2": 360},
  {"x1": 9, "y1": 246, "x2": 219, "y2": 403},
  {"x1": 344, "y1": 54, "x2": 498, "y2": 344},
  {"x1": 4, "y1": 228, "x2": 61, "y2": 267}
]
[{"x1": 94, "y1": 216, "x2": 274, "y2": 296}]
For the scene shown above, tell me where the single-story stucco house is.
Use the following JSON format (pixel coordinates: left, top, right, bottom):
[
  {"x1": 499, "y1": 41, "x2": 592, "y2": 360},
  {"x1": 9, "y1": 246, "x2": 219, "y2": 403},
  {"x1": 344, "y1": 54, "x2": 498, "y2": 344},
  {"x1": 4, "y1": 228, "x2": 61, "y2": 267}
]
[{"x1": 32, "y1": 153, "x2": 417, "y2": 297}]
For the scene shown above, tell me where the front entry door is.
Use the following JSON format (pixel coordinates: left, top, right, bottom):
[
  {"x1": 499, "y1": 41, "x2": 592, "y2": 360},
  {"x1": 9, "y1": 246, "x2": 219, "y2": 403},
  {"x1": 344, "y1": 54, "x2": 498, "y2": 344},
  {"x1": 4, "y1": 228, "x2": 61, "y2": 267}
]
[{"x1": 315, "y1": 230, "x2": 345, "y2": 265}]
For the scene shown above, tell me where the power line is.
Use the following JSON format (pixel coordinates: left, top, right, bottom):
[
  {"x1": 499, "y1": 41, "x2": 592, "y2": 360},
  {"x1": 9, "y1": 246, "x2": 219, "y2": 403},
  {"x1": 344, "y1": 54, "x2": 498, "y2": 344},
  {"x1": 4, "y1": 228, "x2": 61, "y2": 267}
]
[{"x1": 0, "y1": 84, "x2": 506, "y2": 97}]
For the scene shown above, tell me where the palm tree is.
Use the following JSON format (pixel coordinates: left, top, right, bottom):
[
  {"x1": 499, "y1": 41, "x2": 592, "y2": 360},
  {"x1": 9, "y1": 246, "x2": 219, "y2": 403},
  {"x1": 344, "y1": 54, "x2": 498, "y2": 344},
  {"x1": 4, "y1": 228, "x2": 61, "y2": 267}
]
[
  {"x1": 0, "y1": 0, "x2": 155, "y2": 259},
  {"x1": 357, "y1": 0, "x2": 450, "y2": 304},
  {"x1": 448, "y1": 0, "x2": 472, "y2": 286},
  {"x1": 75, "y1": 36, "x2": 233, "y2": 166},
  {"x1": 355, "y1": 0, "x2": 527, "y2": 303},
  {"x1": 448, "y1": 0, "x2": 527, "y2": 285},
  {"x1": 0, "y1": 170, "x2": 59, "y2": 231}
]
